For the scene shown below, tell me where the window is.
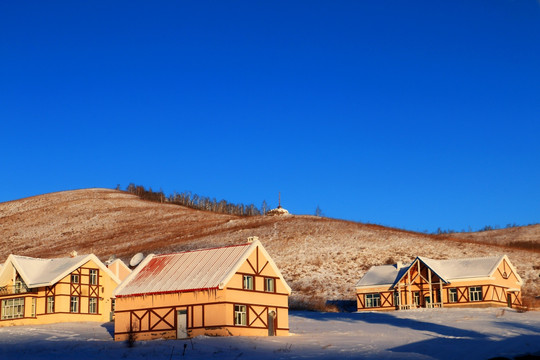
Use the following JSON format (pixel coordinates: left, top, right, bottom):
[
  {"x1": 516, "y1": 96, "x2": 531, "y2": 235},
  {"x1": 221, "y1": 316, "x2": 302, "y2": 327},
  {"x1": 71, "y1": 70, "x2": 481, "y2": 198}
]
[
  {"x1": 243, "y1": 275, "x2": 253, "y2": 290},
  {"x1": 70, "y1": 296, "x2": 79, "y2": 313},
  {"x1": 265, "y1": 278, "x2": 275, "y2": 292},
  {"x1": 234, "y1": 305, "x2": 247, "y2": 326},
  {"x1": 14, "y1": 275, "x2": 28, "y2": 294},
  {"x1": 89, "y1": 270, "x2": 98, "y2": 285},
  {"x1": 47, "y1": 296, "x2": 55, "y2": 313},
  {"x1": 365, "y1": 293, "x2": 381, "y2": 308},
  {"x1": 469, "y1": 287, "x2": 483, "y2": 302},
  {"x1": 111, "y1": 299, "x2": 116, "y2": 312},
  {"x1": 89, "y1": 298, "x2": 97, "y2": 314},
  {"x1": 31, "y1": 298, "x2": 36, "y2": 317},
  {"x1": 449, "y1": 288, "x2": 458, "y2": 303},
  {"x1": 71, "y1": 274, "x2": 79, "y2": 284},
  {"x1": 413, "y1": 292, "x2": 420, "y2": 306},
  {"x1": 394, "y1": 291, "x2": 401, "y2": 307},
  {"x1": 1, "y1": 298, "x2": 24, "y2": 320}
]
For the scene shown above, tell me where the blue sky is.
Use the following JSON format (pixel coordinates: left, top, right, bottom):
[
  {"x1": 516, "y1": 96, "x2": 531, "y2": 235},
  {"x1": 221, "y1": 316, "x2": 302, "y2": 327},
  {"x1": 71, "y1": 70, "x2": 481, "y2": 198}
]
[{"x1": 1, "y1": 1, "x2": 539, "y2": 232}]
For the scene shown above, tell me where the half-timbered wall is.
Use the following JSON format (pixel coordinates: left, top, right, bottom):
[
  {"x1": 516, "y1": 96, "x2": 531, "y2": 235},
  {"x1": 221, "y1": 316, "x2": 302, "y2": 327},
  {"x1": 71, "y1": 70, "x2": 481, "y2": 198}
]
[
  {"x1": 357, "y1": 258, "x2": 522, "y2": 311},
  {"x1": 0, "y1": 259, "x2": 117, "y2": 327},
  {"x1": 114, "y1": 245, "x2": 289, "y2": 341}
]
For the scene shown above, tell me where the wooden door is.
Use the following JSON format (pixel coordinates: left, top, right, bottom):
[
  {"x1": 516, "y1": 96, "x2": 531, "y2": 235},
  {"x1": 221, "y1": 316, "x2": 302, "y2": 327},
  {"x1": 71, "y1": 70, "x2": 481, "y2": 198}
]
[{"x1": 268, "y1": 311, "x2": 276, "y2": 336}]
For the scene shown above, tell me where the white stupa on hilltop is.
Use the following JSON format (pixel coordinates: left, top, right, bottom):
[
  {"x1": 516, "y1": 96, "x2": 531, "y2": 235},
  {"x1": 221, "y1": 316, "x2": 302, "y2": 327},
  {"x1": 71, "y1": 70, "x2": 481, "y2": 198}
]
[{"x1": 266, "y1": 193, "x2": 290, "y2": 216}]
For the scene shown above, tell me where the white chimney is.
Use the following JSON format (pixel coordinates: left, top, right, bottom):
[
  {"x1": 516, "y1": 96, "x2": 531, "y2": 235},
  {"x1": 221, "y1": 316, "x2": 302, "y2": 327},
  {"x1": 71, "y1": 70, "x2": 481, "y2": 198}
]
[
  {"x1": 247, "y1": 236, "x2": 259, "y2": 243},
  {"x1": 70, "y1": 250, "x2": 78, "y2": 258},
  {"x1": 396, "y1": 261, "x2": 403, "y2": 269}
]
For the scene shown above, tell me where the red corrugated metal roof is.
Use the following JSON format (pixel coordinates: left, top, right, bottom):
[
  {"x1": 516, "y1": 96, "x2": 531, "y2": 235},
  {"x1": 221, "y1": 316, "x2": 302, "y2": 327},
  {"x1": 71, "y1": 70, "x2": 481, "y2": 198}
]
[{"x1": 116, "y1": 243, "x2": 252, "y2": 297}]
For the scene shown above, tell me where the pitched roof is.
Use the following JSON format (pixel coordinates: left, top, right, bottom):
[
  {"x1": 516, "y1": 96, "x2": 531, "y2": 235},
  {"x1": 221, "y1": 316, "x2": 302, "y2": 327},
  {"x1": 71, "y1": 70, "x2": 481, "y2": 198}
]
[
  {"x1": 114, "y1": 239, "x2": 291, "y2": 298},
  {"x1": 416, "y1": 255, "x2": 504, "y2": 282},
  {"x1": 357, "y1": 255, "x2": 521, "y2": 288},
  {"x1": 356, "y1": 263, "x2": 410, "y2": 287},
  {"x1": 0, "y1": 254, "x2": 121, "y2": 288}
]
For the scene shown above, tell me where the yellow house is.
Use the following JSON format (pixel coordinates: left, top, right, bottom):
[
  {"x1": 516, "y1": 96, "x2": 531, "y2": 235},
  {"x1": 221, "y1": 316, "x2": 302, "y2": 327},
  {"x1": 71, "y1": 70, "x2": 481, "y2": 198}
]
[
  {"x1": 113, "y1": 238, "x2": 291, "y2": 341},
  {"x1": 0, "y1": 254, "x2": 121, "y2": 326},
  {"x1": 356, "y1": 255, "x2": 522, "y2": 311}
]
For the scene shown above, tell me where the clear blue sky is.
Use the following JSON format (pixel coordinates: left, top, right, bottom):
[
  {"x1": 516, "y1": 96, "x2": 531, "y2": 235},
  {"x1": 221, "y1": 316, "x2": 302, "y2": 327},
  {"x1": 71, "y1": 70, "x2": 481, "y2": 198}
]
[{"x1": 1, "y1": 1, "x2": 539, "y2": 233}]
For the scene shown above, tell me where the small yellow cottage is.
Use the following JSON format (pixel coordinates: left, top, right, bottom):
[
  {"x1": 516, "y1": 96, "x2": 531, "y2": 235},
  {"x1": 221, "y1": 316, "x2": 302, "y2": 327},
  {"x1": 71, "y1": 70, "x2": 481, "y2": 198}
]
[
  {"x1": 0, "y1": 254, "x2": 121, "y2": 326},
  {"x1": 113, "y1": 238, "x2": 291, "y2": 341},
  {"x1": 356, "y1": 255, "x2": 522, "y2": 311}
]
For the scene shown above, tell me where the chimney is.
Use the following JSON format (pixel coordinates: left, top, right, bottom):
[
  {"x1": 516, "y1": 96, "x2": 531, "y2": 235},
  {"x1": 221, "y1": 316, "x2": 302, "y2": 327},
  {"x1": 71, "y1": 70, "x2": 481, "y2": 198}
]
[
  {"x1": 247, "y1": 236, "x2": 259, "y2": 243},
  {"x1": 70, "y1": 250, "x2": 78, "y2": 258},
  {"x1": 396, "y1": 261, "x2": 403, "y2": 269}
]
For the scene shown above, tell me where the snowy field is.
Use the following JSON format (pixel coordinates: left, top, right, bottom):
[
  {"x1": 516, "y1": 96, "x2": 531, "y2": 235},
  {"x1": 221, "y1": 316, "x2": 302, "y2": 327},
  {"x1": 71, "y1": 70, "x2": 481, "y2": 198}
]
[{"x1": 0, "y1": 308, "x2": 539, "y2": 360}]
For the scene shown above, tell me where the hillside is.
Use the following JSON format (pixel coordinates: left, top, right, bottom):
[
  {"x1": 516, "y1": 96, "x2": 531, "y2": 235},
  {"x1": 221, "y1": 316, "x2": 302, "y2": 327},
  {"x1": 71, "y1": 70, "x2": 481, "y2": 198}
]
[
  {"x1": 443, "y1": 224, "x2": 540, "y2": 248},
  {"x1": 1, "y1": 189, "x2": 538, "y2": 306}
]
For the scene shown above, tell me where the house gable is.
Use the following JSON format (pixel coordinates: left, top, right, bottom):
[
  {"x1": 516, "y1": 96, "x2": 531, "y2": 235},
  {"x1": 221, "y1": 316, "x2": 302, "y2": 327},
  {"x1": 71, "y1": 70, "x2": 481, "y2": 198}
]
[
  {"x1": 490, "y1": 256, "x2": 523, "y2": 288},
  {"x1": 224, "y1": 243, "x2": 290, "y2": 295},
  {"x1": 221, "y1": 241, "x2": 291, "y2": 295}
]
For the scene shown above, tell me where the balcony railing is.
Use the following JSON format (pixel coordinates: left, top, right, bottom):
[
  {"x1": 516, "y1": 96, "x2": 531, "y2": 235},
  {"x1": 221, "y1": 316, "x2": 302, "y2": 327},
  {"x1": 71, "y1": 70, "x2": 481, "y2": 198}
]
[
  {"x1": 426, "y1": 302, "x2": 443, "y2": 308},
  {"x1": 0, "y1": 285, "x2": 36, "y2": 296}
]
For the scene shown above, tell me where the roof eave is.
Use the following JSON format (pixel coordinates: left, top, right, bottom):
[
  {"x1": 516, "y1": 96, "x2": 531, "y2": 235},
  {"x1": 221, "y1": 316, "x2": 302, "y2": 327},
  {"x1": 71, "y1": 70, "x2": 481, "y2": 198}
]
[{"x1": 116, "y1": 286, "x2": 220, "y2": 299}]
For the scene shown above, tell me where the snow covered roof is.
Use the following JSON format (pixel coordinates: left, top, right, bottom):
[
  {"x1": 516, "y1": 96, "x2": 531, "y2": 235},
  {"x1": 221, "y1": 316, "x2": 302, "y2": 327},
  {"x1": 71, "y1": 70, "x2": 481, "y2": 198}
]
[
  {"x1": 114, "y1": 239, "x2": 291, "y2": 298},
  {"x1": 357, "y1": 255, "x2": 521, "y2": 288},
  {"x1": 0, "y1": 254, "x2": 121, "y2": 288},
  {"x1": 416, "y1": 256, "x2": 506, "y2": 282},
  {"x1": 356, "y1": 263, "x2": 410, "y2": 287}
]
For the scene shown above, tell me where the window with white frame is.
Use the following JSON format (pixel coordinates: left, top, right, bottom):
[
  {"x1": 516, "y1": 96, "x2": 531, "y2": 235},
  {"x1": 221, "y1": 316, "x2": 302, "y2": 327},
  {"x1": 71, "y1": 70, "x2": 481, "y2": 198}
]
[
  {"x1": 47, "y1": 296, "x2": 54, "y2": 313},
  {"x1": 243, "y1": 275, "x2": 253, "y2": 290},
  {"x1": 31, "y1": 298, "x2": 36, "y2": 317},
  {"x1": 365, "y1": 293, "x2": 381, "y2": 308},
  {"x1": 89, "y1": 269, "x2": 98, "y2": 285},
  {"x1": 394, "y1": 291, "x2": 401, "y2": 306},
  {"x1": 469, "y1": 287, "x2": 483, "y2": 302},
  {"x1": 71, "y1": 274, "x2": 79, "y2": 284},
  {"x1": 89, "y1": 297, "x2": 97, "y2": 314},
  {"x1": 1, "y1": 298, "x2": 24, "y2": 320},
  {"x1": 234, "y1": 304, "x2": 247, "y2": 326},
  {"x1": 70, "y1": 296, "x2": 79, "y2": 313},
  {"x1": 265, "y1": 278, "x2": 275, "y2": 292},
  {"x1": 413, "y1": 292, "x2": 420, "y2": 306},
  {"x1": 449, "y1": 288, "x2": 458, "y2": 303},
  {"x1": 14, "y1": 274, "x2": 28, "y2": 294}
]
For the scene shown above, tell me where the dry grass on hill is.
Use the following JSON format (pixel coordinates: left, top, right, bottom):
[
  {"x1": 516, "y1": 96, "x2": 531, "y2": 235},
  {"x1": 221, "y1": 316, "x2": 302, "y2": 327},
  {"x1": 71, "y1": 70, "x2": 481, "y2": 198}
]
[{"x1": 1, "y1": 188, "x2": 539, "y2": 308}]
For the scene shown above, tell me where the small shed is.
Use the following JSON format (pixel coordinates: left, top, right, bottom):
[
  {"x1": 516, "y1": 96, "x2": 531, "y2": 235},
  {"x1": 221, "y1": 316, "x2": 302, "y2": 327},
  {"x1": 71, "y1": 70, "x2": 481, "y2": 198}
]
[{"x1": 113, "y1": 238, "x2": 291, "y2": 341}]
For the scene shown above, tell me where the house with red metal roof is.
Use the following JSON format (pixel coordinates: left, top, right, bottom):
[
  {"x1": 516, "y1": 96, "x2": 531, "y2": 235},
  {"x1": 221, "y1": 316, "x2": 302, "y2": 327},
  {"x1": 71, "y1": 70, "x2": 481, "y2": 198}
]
[
  {"x1": 113, "y1": 237, "x2": 291, "y2": 341},
  {"x1": 356, "y1": 255, "x2": 523, "y2": 311}
]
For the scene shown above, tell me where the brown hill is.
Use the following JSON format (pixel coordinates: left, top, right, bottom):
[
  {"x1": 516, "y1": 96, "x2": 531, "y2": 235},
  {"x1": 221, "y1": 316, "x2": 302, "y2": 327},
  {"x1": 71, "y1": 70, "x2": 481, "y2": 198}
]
[{"x1": 1, "y1": 188, "x2": 538, "y2": 307}]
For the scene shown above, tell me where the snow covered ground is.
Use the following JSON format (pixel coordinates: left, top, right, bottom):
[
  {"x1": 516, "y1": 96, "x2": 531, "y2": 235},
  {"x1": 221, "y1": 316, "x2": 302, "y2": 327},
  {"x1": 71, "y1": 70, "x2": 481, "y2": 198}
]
[{"x1": 0, "y1": 308, "x2": 539, "y2": 360}]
